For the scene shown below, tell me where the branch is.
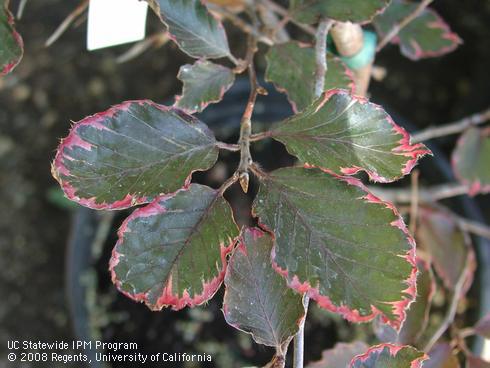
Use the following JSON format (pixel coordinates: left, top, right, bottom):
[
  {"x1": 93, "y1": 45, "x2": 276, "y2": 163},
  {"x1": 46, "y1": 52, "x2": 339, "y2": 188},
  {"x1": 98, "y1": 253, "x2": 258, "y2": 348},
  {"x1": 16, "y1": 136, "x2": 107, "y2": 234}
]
[
  {"x1": 314, "y1": 18, "x2": 333, "y2": 98},
  {"x1": 116, "y1": 32, "x2": 169, "y2": 64},
  {"x1": 260, "y1": 0, "x2": 316, "y2": 36},
  {"x1": 377, "y1": 0, "x2": 434, "y2": 52},
  {"x1": 411, "y1": 107, "x2": 490, "y2": 143},
  {"x1": 45, "y1": 0, "x2": 89, "y2": 47},
  {"x1": 369, "y1": 182, "x2": 472, "y2": 203},
  {"x1": 293, "y1": 296, "x2": 309, "y2": 368}
]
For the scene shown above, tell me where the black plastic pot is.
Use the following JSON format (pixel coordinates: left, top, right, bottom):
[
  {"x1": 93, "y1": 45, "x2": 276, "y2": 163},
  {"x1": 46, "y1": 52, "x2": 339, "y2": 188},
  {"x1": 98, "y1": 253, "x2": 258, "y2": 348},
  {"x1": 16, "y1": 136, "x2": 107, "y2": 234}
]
[{"x1": 65, "y1": 79, "x2": 490, "y2": 366}]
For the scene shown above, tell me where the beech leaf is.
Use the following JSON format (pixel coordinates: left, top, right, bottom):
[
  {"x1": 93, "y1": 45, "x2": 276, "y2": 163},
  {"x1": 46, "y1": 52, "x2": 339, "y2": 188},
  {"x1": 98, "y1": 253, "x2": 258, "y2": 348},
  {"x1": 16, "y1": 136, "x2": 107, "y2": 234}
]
[
  {"x1": 52, "y1": 100, "x2": 219, "y2": 210},
  {"x1": 417, "y1": 207, "x2": 476, "y2": 291},
  {"x1": 253, "y1": 167, "x2": 417, "y2": 330},
  {"x1": 147, "y1": 0, "x2": 231, "y2": 59},
  {"x1": 265, "y1": 42, "x2": 354, "y2": 113},
  {"x1": 223, "y1": 228, "x2": 305, "y2": 348},
  {"x1": 289, "y1": 0, "x2": 390, "y2": 24},
  {"x1": 452, "y1": 127, "x2": 490, "y2": 196},
  {"x1": 349, "y1": 344, "x2": 427, "y2": 368},
  {"x1": 374, "y1": 0, "x2": 462, "y2": 60},
  {"x1": 0, "y1": 1, "x2": 23, "y2": 75},
  {"x1": 110, "y1": 184, "x2": 239, "y2": 310},
  {"x1": 306, "y1": 342, "x2": 368, "y2": 368},
  {"x1": 175, "y1": 60, "x2": 235, "y2": 113},
  {"x1": 270, "y1": 90, "x2": 430, "y2": 183},
  {"x1": 424, "y1": 343, "x2": 460, "y2": 368}
]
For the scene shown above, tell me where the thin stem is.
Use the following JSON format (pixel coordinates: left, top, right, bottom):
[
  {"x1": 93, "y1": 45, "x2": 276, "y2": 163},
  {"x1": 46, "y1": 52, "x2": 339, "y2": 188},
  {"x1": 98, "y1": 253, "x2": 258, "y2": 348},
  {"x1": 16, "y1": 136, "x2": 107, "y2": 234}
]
[
  {"x1": 116, "y1": 32, "x2": 169, "y2": 64},
  {"x1": 250, "y1": 131, "x2": 272, "y2": 142},
  {"x1": 218, "y1": 172, "x2": 239, "y2": 196},
  {"x1": 216, "y1": 142, "x2": 241, "y2": 152},
  {"x1": 314, "y1": 18, "x2": 333, "y2": 98},
  {"x1": 16, "y1": 0, "x2": 28, "y2": 19},
  {"x1": 411, "y1": 107, "x2": 490, "y2": 143},
  {"x1": 293, "y1": 296, "x2": 309, "y2": 368},
  {"x1": 409, "y1": 170, "x2": 420, "y2": 234},
  {"x1": 260, "y1": 0, "x2": 316, "y2": 36},
  {"x1": 369, "y1": 182, "x2": 472, "y2": 203},
  {"x1": 377, "y1": 0, "x2": 434, "y2": 52},
  {"x1": 45, "y1": 0, "x2": 89, "y2": 47}
]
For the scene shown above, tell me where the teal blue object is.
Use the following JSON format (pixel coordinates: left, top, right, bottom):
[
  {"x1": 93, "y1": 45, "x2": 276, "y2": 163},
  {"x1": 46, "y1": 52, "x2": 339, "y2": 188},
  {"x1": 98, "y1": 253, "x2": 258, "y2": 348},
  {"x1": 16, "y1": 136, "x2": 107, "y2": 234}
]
[{"x1": 328, "y1": 30, "x2": 377, "y2": 70}]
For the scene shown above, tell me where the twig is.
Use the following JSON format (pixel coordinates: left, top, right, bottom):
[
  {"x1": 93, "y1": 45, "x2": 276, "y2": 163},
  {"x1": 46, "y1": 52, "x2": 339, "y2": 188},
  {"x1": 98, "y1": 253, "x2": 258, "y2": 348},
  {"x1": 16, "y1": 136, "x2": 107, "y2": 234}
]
[
  {"x1": 218, "y1": 172, "x2": 239, "y2": 196},
  {"x1": 216, "y1": 142, "x2": 240, "y2": 152},
  {"x1": 250, "y1": 131, "x2": 272, "y2": 142},
  {"x1": 16, "y1": 0, "x2": 27, "y2": 19},
  {"x1": 409, "y1": 170, "x2": 420, "y2": 234},
  {"x1": 260, "y1": 0, "x2": 315, "y2": 36},
  {"x1": 293, "y1": 296, "x2": 309, "y2": 368},
  {"x1": 45, "y1": 0, "x2": 89, "y2": 47},
  {"x1": 370, "y1": 182, "x2": 472, "y2": 203},
  {"x1": 411, "y1": 107, "x2": 490, "y2": 143},
  {"x1": 377, "y1": 0, "x2": 434, "y2": 52},
  {"x1": 257, "y1": 3, "x2": 290, "y2": 43},
  {"x1": 314, "y1": 18, "x2": 333, "y2": 98},
  {"x1": 207, "y1": 4, "x2": 274, "y2": 46},
  {"x1": 116, "y1": 32, "x2": 169, "y2": 64}
]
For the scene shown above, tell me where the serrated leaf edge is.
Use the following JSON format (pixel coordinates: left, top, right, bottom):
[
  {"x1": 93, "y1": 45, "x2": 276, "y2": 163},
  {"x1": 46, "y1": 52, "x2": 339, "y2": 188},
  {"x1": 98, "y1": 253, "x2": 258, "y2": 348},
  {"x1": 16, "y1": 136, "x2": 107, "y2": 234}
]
[
  {"x1": 255, "y1": 166, "x2": 418, "y2": 330},
  {"x1": 109, "y1": 187, "x2": 238, "y2": 311},
  {"x1": 349, "y1": 343, "x2": 428, "y2": 367},
  {"x1": 222, "y1": 227, "x2": 306, "y2": 348},
  {"x1": 51, "y1": 100, "x2": 218, "y2": 210}
]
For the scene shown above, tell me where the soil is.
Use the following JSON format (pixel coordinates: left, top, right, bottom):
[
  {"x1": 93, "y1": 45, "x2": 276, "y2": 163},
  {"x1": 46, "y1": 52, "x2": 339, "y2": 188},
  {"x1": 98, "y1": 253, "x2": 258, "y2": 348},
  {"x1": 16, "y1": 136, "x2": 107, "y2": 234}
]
[{"x1": 0, "y1": 1, "x2": 489, "y2": 367}]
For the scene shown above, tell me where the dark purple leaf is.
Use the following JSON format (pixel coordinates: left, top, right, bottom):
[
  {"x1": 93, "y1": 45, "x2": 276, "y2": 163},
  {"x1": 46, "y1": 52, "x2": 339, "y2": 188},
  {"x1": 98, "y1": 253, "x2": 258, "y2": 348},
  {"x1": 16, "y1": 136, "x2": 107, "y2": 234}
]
[
  {"x1": 253, "y1": 167, "x2": 418, "y2": 330},
  {"x1": 265, "y1": 42, "x2": 354, "y2": 113},
  {"x1": 374, "y1": 0, "x2": 462, "y2": 60},
  {"x1": 147, "y1": 0, "x2": 231, "y2": 59},
  {"x1": 0, "y1": 1, "x2": 23, "y2": 75},
  {"x1": 349, "y1": 344, "x2": 427, "y2": 368},
  {"x1": 306, "y1": 342, "x2": 368, "y2": 368},
  {"x1": 270, "y1": 90, "x2": 430, "y2": 183},
  {"x1": 110, "y1": 184, "x2": 239, "y2": 310},
  {"x1": 52, "y1": 100, "x2": 219, "y2": 210},
  {"x1": 452, "y1": 127, "x2": 490, "y2": 196},
  {"x1": 175, "y1": 60, "x2": 235, "y2": 113},
  {"x1": 424, "y1": 343, "x2": 460, "y2": 368},
  {"x1": 223, "y1": 228, "x2": 305, "y2": 348}
]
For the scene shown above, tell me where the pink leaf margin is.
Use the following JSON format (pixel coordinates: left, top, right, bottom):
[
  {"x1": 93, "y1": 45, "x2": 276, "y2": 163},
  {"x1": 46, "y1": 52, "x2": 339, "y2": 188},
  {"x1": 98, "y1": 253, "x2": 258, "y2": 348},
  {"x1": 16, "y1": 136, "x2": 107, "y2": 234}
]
[
  {"x1": 255, "y1": 165, "x2": 418, "y2": 331},
  {"x1": 51, "y1": 100, "x2": 211, "y2": 210},
  {"x1": 1, "y1": 1, "x2": 24, "y2": 76},
  {"x1": 109, "y1": 187, "x2": 238, "y2": 311},
  {"x1": 451, "y1": 127, "x2": 490, "y2": 196},
  {"x1": 287, "y1": 89, "x2": 432, "y2": 183},
  {"x1": 349, "y1": 343, "x2": 428, "y2": 367}
]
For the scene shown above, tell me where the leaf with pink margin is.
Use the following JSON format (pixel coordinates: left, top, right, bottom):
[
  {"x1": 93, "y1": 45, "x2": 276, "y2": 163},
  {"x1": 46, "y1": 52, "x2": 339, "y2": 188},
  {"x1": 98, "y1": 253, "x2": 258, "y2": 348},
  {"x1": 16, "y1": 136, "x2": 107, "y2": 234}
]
[
  {"x1": 1, "y1": 0, "x2": 23, "y2": 76},
  {"x1": 289, "y1": 0, "x2": 390, "y2": 25},
  {"x1": 306, "y1": 342, "x2": 368, "y2": 368},
  {"x1": 223, "y1": 228, "x2": 305, "y2": 348},
  {"x1": 147, "y1": 0, "x2": 231, "y2": 59},
  {"x1": 416, "y1": 207, "x2": 476, "y2": 292},
  {"x1": 270, "y1": 90, "x2": 430, "y2": 183},
  {"x1": 253, "y1": 167, "x2": 418, "y2": 330},
  {"x1": 452, "y1": 127, "x2": 490, "y2": 196},
  {"x1": 424, "y1": 343, "x2": 460, "y2": 368},
  {"x1": 349, "y1": 344, "x2": 427, "y2": 368},
  {"x1": 373, "y1": 0, "x2": 462, "y2": 60},
  {"x1": 52, "y1": 100, "x2": 219, "y2": 210},
  {"x1": 175, "y1": 60, "x2": 235, "y2": 114},
  {"x1": 265, "y1": 42, "x2": 355, "y2": 113},
  {"x1": 110, "y1": 183, "x2": 239, "y2": 311}
]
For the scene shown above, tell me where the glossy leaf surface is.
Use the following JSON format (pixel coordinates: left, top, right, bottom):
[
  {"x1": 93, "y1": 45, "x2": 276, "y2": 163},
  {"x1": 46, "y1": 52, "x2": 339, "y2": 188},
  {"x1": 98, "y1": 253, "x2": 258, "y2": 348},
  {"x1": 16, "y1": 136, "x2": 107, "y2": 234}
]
[
  {"x1": 175, "y1": 60, "x2": 235, "y2": 113},
  {"x1": 110, "y1": 184, "x2": 239, "y2": 310},
  {"x1": 350, "y1": 344, "x2": 427, "y2": 368},
  {"x1": 452, "y1": 127, "x2": 490, "y2": 195},
  {"x1": 148, "y1": 0, "x2": 231, "y2": 59},
  {"x1": 223, "y1": 228, "x2": 305, "y2": 348},
  {"x1": 0, "y1": 1, "x2": 23, "y2": 75},
  {"x1": 253, "y1": 167, "x2": 417, "y2": 329},
  {"x1": 52, "y1": 100, "x2": 219, "y2": 210},
  {"x1": 265, "y1": 42, "x2": 354, "y2": 112},
  {"x1": 306, "y1": 342, "x2": 368, "y2": 368},
  {"x1": 270, "y1": 90, "x2": 430, "y2": 183},
  {"x1": 374, "y1": 0, "x2": 462, "y2": 60},
  {"x1": 289, "y1": 0, "x2": 390, "y2": 24}
]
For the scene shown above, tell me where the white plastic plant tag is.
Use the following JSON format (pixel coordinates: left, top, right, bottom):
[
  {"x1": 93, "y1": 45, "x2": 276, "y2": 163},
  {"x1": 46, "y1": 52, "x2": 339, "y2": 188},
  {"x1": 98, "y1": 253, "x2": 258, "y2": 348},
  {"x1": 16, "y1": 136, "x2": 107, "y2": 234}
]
[{"x1": 87, "y1": 0, "x2": 148, "y2": 51}]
